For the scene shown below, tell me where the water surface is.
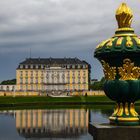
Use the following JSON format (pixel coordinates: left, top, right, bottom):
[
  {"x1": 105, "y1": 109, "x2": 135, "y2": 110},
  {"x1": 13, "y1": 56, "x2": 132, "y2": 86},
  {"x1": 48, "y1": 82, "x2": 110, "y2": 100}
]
[{"x1": 0, "y1": 106, "x2": 116, "y2": 140}]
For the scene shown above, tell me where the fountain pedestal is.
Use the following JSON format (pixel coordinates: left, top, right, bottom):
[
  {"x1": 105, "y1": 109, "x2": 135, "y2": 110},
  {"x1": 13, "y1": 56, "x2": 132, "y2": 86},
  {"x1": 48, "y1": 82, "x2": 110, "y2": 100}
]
[{"x1": 88, "y1": 123, "x2": 140, "y2": 140}]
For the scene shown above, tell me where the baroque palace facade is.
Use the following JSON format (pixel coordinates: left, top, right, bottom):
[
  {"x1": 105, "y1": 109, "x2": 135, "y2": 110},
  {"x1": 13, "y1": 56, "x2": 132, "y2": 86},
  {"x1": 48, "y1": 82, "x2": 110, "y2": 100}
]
[{"x1": 16, "y1": 58, "x2": 90, "y2": 93}]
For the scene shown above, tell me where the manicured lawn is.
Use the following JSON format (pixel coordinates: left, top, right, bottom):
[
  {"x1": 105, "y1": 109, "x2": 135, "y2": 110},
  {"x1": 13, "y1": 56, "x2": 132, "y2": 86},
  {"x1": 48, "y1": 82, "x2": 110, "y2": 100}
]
[
  {"x1": 0, "y1": 95, "x2": 140, "y2": 108},
  {"x1": 0, "y1": 96, "x2": 113, "y2": 104},
  {"x1": 0, "y1": 96, "x2": 140, "y2": 110}
]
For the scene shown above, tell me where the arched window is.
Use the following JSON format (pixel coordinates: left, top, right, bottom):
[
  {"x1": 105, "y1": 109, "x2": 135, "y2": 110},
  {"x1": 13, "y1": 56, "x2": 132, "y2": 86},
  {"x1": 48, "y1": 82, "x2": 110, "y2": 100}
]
[{"x1": 6, "y1": 86, "x2": 9, "y2": 91}]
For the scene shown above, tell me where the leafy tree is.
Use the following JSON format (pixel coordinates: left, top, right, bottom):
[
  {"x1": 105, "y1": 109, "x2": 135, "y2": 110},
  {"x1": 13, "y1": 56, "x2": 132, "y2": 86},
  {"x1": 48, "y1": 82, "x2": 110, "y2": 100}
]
[
  {"x1": 0, "y1": 79, "x2": 16, "y2": 85},
  {"x1": 89, "y1": 77, "x2": 105, "y2": 90}
]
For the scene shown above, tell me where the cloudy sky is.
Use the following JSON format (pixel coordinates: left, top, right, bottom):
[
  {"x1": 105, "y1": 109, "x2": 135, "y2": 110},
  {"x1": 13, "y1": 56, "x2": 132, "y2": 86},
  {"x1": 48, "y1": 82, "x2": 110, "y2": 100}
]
[{"x1": 0, "y1": 0, "x2": 140, "y2": 82}]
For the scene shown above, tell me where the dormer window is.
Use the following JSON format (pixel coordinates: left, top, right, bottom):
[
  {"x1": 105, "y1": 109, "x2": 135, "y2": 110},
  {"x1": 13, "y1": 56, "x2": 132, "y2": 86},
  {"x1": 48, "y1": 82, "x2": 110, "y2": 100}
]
[
  {"x1": 25, "y1": 65, "x2": 28, "y2": 69},
  {"x1": 36, "y1": 65, "x2": 38, "y2": 69},
  {"x1": 20, "y1": 65, "x2": 23, "y2": 69},
  {"x1": 78, "y1": 65, "x2": 80, "y2": 69},
  {"x1": 31, "y1": 65, "x2": 33, "y2": 69},
  {"x1": 83, "y1": 65, "x2": 86, "y2": 68}
]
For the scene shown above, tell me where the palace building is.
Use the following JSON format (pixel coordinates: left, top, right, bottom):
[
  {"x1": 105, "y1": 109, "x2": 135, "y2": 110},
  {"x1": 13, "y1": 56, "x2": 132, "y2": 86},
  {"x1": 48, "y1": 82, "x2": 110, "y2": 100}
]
[{"x1": 16, "y1": 58, "x2": 91, "y2": 94}]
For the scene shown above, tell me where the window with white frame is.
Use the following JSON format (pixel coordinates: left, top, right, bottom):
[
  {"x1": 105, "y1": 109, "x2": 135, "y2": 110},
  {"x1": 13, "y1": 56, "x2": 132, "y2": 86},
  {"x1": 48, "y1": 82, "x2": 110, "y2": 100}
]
[
  {"x1": 20, "y1": 65, "x2": 23, "y2": 69},
  {"x1": 36, "y1": 85, "x2": 38, "y2": 90},
  {"x1": 31, "y1": 71, "x2": 33, "y2": 77},
  {"x1": 25, "y1": 71, "x2": 28, "y2": 77},
  {"x1": 20, "y1": 85, "x2": 23, "y2": 91},
  {"x1": 31, "y1": 85, "x2": 33, "y2": 90},
  {"x1": 20, "y1": 71, "x2": 23, "y2": 76},
  {"x1": 26, "y1": 78, "x2": 28, "y2": 84},
  {"x1": 20, "y1": 78, "x2": 23, "y2": 84},
  {"x1": 26, "y1": 85, "x2": 28, "y2": 91},
  {"x1": 36, "y1": 78, "x2": 38, "y2": 84},
  {"x1": 31, "y1": 78, "x2": 33, "y2": 84},
  {"x1": 83, "y1": 65, "x2": 86, "y2": 68}
]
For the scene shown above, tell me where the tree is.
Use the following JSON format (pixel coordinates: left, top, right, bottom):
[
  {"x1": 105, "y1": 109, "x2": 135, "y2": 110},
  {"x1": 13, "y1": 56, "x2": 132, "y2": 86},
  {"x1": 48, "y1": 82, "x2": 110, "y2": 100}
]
[
  {"x1": 89, "y1": 77, "x2": 105, "y2": 90},
  {"x1": 0, "y1": 79, "x2": 16, "y2": 85}
]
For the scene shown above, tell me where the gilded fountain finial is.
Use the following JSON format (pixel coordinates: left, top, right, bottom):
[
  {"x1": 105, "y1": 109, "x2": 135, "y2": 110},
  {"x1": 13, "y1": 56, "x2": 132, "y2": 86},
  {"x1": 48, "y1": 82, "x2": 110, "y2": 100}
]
[{"x1": 116, "y1": 3, "x2": 133, "y2": 28}]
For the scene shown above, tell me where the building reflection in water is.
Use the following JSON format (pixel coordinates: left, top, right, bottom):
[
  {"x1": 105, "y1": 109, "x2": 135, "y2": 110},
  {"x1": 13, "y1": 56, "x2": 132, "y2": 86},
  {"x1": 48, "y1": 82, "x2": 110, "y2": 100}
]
[{"x1": 16, "y1": 109, "x2": 88, "y2": 138}]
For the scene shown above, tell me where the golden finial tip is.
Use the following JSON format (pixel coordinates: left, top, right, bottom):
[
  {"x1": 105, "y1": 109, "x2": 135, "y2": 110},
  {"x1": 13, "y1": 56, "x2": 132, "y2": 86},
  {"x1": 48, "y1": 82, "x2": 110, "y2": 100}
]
[{"x1": 116, "y1": 3, "x2": 133, "y2": 28}]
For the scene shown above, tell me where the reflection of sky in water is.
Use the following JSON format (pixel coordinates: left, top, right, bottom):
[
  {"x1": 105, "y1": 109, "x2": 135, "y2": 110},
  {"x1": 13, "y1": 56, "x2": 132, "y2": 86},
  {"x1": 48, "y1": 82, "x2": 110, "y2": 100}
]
[
  {"x1": 0, "y1": 114, "x2": 24, "y2": 140},
  {"x1": 90, "y1": 110, "x2": 109, "y2": 124},
  {"x1": 0, "y1": 108, "x2": 112, "y2": 140}
]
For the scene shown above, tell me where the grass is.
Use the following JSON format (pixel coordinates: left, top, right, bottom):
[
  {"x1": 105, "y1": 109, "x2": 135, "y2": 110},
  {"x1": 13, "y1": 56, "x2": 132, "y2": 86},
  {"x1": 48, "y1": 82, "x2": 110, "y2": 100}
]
[
  {"x1": 0, "y1": 96, "x2": 140, "y2": 110},
  {"x1": 0, "y1": 96, "x2": 113, "y2": 104}
]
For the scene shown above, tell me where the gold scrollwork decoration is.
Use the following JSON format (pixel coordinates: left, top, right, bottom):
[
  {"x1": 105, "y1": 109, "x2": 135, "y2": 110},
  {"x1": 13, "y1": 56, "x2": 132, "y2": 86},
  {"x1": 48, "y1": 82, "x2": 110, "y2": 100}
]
[
  {"x1": 96, "y1": 39, "x2": 110, "y2": 49},
  {"x1": 116, "y1": 37, "x2": 123, "y2": 46},
  {"x1": 126, "y1": 36, "x2": 133, "y2": 47},
  {"x1": 118, "y1": 59, "x2": 140, "y2": 80},
  {"x1": 101, "y1": 60, "x2": 116, "y2": 80},
  {"x1": 133, "y1": 37, "x2": 140, "y2": 45}
]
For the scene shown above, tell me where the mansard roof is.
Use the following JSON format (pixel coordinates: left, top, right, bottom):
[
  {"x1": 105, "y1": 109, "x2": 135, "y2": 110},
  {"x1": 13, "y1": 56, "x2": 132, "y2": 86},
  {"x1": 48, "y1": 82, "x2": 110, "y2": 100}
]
[{"x1": 19, "y1": 57, "x2": 89, "y2": 65}]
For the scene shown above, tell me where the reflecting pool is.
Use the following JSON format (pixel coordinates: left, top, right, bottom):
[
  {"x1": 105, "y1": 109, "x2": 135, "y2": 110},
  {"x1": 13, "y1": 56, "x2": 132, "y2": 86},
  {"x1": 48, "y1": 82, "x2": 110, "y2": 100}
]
[{"x1": 0, "y1": 106, "x2": 116, "y2": 140}]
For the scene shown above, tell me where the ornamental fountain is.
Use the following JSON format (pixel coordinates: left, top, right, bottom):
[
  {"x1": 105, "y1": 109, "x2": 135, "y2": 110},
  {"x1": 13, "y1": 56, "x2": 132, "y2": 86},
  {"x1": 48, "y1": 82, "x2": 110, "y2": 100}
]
[{"x1": 94, "y1": 3, "x2": 140, "y2": 126}]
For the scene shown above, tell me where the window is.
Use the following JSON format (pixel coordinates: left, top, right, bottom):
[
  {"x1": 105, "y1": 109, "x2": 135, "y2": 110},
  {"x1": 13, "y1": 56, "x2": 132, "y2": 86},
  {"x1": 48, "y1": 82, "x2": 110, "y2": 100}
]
[
  {"x1": 78, "y1": 77, "x2": 81, "y2": 84},
  {"x1": 41, "y1": 65, "x2": 44, "y2": 69},
  {"x1": 36, "y1": 85, "x2": 38, "y2": 91},
  {"x1": 36, "y1": 65, "x2": 38, "y2": 69},
  {"x1": 25, "y1": 65, "x2": 28, "y2": 69},
  {"x1": 36, "y1": 78, "x2": 38, "y2": 84},
  {"x1": 1, "y1": 86, "x2": 3, "y2": 91},
  {"x1": 31, "y1": 85, "x2": 33, "y2": 91},
  {"x1": 41, "y1": 71, "x2": 43, "y2": 76},
  {"x1": 20, "y1": 71, "x2": 23, "y2": 76},
  {"x1": 26, "y1": 78, "x2": 28, "y2": 84},
  {"x1": 41, "y1": 77, "x2": 44, "y2": 83},
  {"x1": 31, "y1": 71, "x2": 33, "y2": 77},
  {"x1": 83, "y1": 65, "x2": 86, "y2": 68},
  {"x1": 12, "y1": 86, "x2": 15, "y2": 91},
  {"x1": 67, "y1": 78, "x2": 70, "y2": 84},
  {"x1": 78, "y1": 65, "x2": 80, "y2": 69},
  {"x1": 72, "y1": 65, "x2": 75, "y2": 69},
  {"x1": 20, "y1": 65, "x2": 23, "y2": 69},
  {"x1": 83, "y1": 77, "x2": 86, "y2": 84},
  {"x1": 25, "y1": 71, "x2": 28, "y2": 77},
  {"x1": 83, "y1": 71, "x2": 86, "y2": 77},
  {"x1": 72, "y1": 85, "x2": 75, "y2": 91},
  {"x1": 78, "y1": 85, "x2": 80, "y2": 90},
  {"x1": 20, "y1": 78, "x2": 23, "y2": 84},
  {"x1": 72, "y1": 71, "x2": 75, "y2": 76},
  {"x1": 31, "y1": 65, "x2": 33, "y2": 69},
  {"x1": 46, "y1": 73, "x2": 49, "y2": 79},
  {"x1": 26, "y1": 85, "x2": 28, "y2": 91},
  {"x1": 31, "y1": 78, "x2": 33, "y2": 84},
  {"x1": 72, "y1": 77, "x2": 75, "y2": 84},
  {"x1": 68, "y1": 85, "x2": 70, "y2": 90},
  {"x1": 20, "y1": 85, "x2": 23, "y2": 91}
]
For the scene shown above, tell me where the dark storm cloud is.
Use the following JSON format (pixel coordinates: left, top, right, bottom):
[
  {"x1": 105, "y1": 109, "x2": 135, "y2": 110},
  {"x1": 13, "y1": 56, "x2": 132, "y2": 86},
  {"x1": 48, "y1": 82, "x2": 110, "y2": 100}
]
[{"x1": 0, "y1": 0, "x2": 140, "y2": 81}]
